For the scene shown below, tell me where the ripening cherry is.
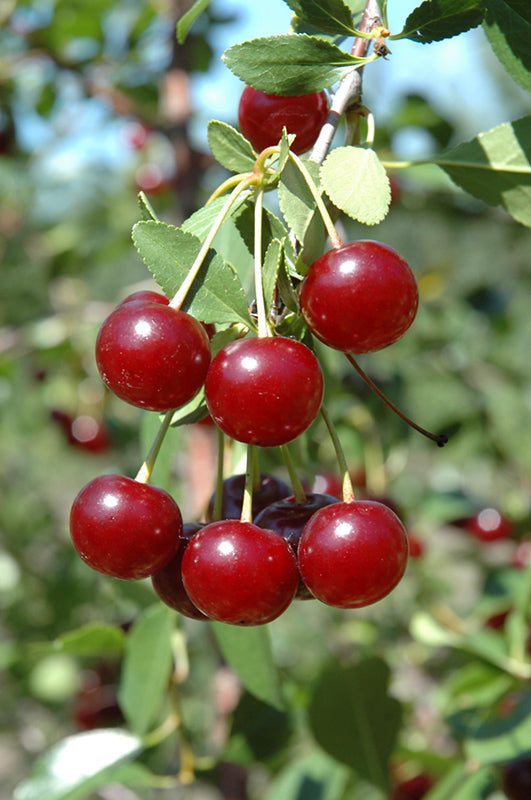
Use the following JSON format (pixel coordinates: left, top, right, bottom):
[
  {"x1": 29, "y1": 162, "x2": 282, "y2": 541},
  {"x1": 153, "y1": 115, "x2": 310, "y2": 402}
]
[
  {"x1": 299, "y1": 240, "x2": 419, "y2": 353},
  {"x1": 238, "y1": 86, "x2": 329, "y2": 155},
  {"x1": 391, "y1": 773, "x2": 434, "y2": 800},
  {"x1": 96, "y1": 301, "x2": 211, "y2": 411},
  {"x1": 152, "y1": 523, "x2": 209, "y2": 620},
  {"x1": 70, "y1": 474, "x2": 182, "y2": 580},
  {"x1": 206, "y1": 473, "x2": 292, "y2": 522},
  {"x1": 298, "y1": 500, "x2": 409, "y2": 608},
  {"x1": 181, "y1": 520, "x2": 299, "y2": 625},
  {"x1": 502, "y1": 758, "x2": 531, "y2": 800},
  {"x1": 205, "y1": 336, "x2": 324, "y2": 447}
]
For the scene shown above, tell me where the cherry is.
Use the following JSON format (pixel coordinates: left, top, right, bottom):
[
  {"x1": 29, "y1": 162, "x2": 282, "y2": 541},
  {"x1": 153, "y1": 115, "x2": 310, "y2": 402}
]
[
  {"x1": 206, "y1": 473, "x2": 292, "y2": 522},
  {"x1": 463, "y1": 508, "x2": 514, "y2": 543},
  {"x1": 238, "y1": 86, "x2": 329, "y2": 155},
  {"x1": 391, "y1": 773, "x2": 434, "y2": 800},
  {"x1": 513, "y1": 540, "x2": 531, "y2": 568},
  {"x1": 311, "y1": 472, "x2": 343, "y2": 499},
  {"x1": 299, "y1": 240, "x2": 418, "y2": 353},
  {"x1": 96, "y1": 301, "x2": 211, "y2": 411},
  {"x1": 120, "y1": 290, "x2": 169, "y2": 306},
  {"x1": 73, "y1": 666, "x2": 124, "y2": 730},
  {"x1": 181, "y1": 520, "x2": 299, "y2": 625},
  {"x1": 205, "y1": 336, "x2": 324, "y2": 447},
  {"x1": 502, "y1": 758, "x2": 531, "y2": 800},
  {"x1": 298, "y1": 500, "x2": 409, "y2": 608},
  {"x1": 70, "y1": 474, "x2": 183, "y2": 580},
  {"x1": 51, "y1": 410, "x2": 111, "y2": 454},
  {"x1": 254, "y1": 493, "x2": 340, "y2": 599},
  {"x1": 406, "y1": 530, "x2": 424, "y2": 559},
  {"x1": 152, "y1": 523, "x2": 209, "y2": 620}
]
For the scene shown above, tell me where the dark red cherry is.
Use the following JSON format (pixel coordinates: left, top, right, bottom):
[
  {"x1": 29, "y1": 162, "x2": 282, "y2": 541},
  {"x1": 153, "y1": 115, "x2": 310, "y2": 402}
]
[
  {"x1": 152, "y1": 523, "x2": 209, "y2": 620},
  {"x1": 51, "y1": 410, "x2": 112, "y2": 453},
  {"x1": 299, "y1": 240, "x2": 418, "y2": 353},
  {"x1": 96, "y1": 301, "x2": 211, "y2": 411},
  {"x1": 205, "y1": 336, "x2": 324, "y2": 447},
  {"x1": 206, "y1": 473, "x2": 292, "y2": 522},
  {"x1": 391, "y1": 773, "x2": 434, "y2": 800},
  {"x1": 502, "y1": 758, "x2": 531, "y2": 800},
  {"x1": 120, "y1": 290, "x2": 169, "y2": 306},
  {"x1": 298, "y1": 500, "x2": 409, "y2": 608},
  {"x1": 70, "y1": 475, "x2": 182, "y2": 580},
  {"x1": 73, "y1": 667, "x2": 124, "y2": 730},
  {"x1": 254, "y1": 493, "x2": 339, "y2": 599},
  {"x1": 406, "y1": 531, "x2": 424, "y2": 559},
  {"x1": 464, "y1": 508, "x2": 514, "y2": 543},
  {"x1": 311, "y1": 472, "x2": 343, "y2": 499},
  {"x1": 181, "y1": 520, "x2": 299, "y2": 625},
  {"x1": 238, "y1": 86, "x2": 329, "y2": 155}
]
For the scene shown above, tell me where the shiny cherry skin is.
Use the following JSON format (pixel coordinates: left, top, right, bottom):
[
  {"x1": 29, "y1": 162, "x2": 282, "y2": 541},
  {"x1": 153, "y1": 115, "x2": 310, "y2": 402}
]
[
  {"x1": 181, "y1": 520, "x2": 299, "y2": 625},
  {"x1": 299, "y1": 240, "x2": 419, "y2": 353},
  {"x1": 206, "y1": 473, "x2": 292, "y2": 522},
  {"x1": 70, "y1": 475, "x2": 183, "y2": 580},
  {"x1": 96, "y1": 301, "x2": 211, "y2": 411},
  {"x1": 298, "y1": 500, "x2": 409, "y2": 608},
  {"x1": 254, "y1": 493, "x2": 339, "y2": 599},
  {"x1": 152, "y1": 523, "x2": 209, "y2": 620},
  {"x1": 502, "y1": 758, "x2": 531, "y2": 800},
  {"x1": 238, "y1": 86, "x2": 329, "y2": 155},
  {"x1": 464, "y1": 508, "x2": 514, "y2": 543},
  {"x1": 391, "y1": 773, "x2": 434, "y2": 800},
  {"x1": 120, "y1": 290, "x2": 169, "y2": 306},
  {"x1": 205, "y1": 336, "x2": 324, "y2": 447}
]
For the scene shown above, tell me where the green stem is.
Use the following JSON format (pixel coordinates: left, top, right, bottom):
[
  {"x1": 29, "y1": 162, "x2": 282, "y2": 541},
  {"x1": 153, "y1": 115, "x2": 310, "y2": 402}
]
[
  {"x1": 280, "y1": 445, "x2": 307, "y2": 504},
  {"x1": 288, "y1": 151, "x2": 343, "y2": 249},
  {"x1": 345, "y1": 353, "x2": 449, "y2": 447},
  {"x1": 210, "y1": 427, "x2": 225, "y2": 522},
  {"x1": 241, "y1": 444, "x2": 256, "y2": 523},
  {"x1": 206, "y1": 171, "x2": 254, "y2": 204},
  {"x1": 169, "y1": 176, "x2": 254, "y2": 311},
  {"x1": 135, "y1": 410, "x2": 173, "y2": 483},
  {"x1": 253, "y1": 186, "x2": 270, "y2": 338},
  {"x1": 320, "y1": 405, "x2": 355, "y2": 503}
]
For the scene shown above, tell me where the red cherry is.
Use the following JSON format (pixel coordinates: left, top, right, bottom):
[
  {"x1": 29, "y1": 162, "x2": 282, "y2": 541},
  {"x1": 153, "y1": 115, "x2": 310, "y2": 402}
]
[
  {"x1": 70, "y1": 475, "x2": 182, "y2": 580},
  {"x1": 120, "y1": 291, "x2": 169, "y2": 306},
  {"x1": 391, "y1": 773, "x2": 434, "y2": 800},
  {"x1": 152, "y1": 523, "x2": 209, "y2": 620},
  {"x1": 406, "y1": 531, "x2": 424, "y2": 559},
  {"x1": 298, "y1": 500, "x2": 409, "y2": 608},
  {"x1": 254, "y1": 493, "x2": 340, "y2": 599},
  {"x1": 513, "y1": 540, "x2": 531, "y2": 568},
  {"x1": 299, "y1": 240, "x2": 419, "y2": 353},
  {"x1": 181, "y1": 520, "x2": 299, "y2": 625},
  {"x1": 464, "y1": 508, "x2": 514, "y2": 543},
  {"x1": 73, "y1": 668, "x2": 124, "y2": 730},
  {"x1": 238, "y1": 86, "x2": 329, "y2": 155},
  {"x1": 502, "y1": 758, "x2": 531, "y2": 800},
  {"x1": 51, "y1": 410, "x2": 112, "y2": 454},
  {"x1": 206, "y1": 473, "x2": 292, "y2": 522},
  {"x1": 96, "y1": 301, "x2": 211, "y2": 411},
  {"x1": 311, "y1": 472, "x2": 343, "y2": 499},
  {"x1": 205, "y1": 336, "x2": 324, "y2": 447}
]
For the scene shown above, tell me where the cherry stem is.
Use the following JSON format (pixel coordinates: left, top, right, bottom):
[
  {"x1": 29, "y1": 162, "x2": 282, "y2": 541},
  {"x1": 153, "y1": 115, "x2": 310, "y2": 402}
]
[
  {"x1": 169, "y1": 176, "x2": 255, "y2": 312},
  {"x1": 253, "y1": 186, "x2": 270, "y2": 338},
  {"x1": 288, "y1": 151, "x2": 343, "y2": 249},
  {"x1": 320, "y1": 405, "x2": 355, "y2": 503},
  {"x1": 135, "y1": 410, "x2": 173, "y2": 484},
  {"x1": 345, "y1": 353, "x2": 449, "y2": 447},
  {"x1": 280, "y1": 445, "x2": 307, "y2": 504},
  {"x1": 211, "y1": 427, "x2": 225, "y2": 522},
  {"x1": 241, "y1": 444, "x2": 257, "y2": 523}
]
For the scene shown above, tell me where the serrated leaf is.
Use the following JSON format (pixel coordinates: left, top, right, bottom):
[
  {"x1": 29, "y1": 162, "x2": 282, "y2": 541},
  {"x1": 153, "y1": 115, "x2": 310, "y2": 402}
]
[
  {"x1": 434, "y1": 116, "x2": 531, "y2": 228},
  {"x1": 222, "y1": 34, "x2": 368, "y2": 95},
  {"x1": 320, "y1": 146, "x2": 391, "y2": 225},
  {"x1": 49, "y1": 624, "x2": 125, "y2": 657},
  {"x1": 262, "y1": 238, "x2": 283, "y2": 316},
  {"x1": 393, "y1": 0, "x2": 485, "y2": 43},
  {"x1": 483, "y1": 0, "x2": 531, "y2": 92},
  {"x1": 501, "y1": 0, "x2": 531, "y2": 25},
  {"x1": 465, "y1": 692, "x2": 531, "y2": 764},
  {"x1": 211, "y1": 622, "x2": 284, "y2": 710},
  {"x1": 176, "y1": 0, "x2": 212, "y2": 43},
  {"x1": 284, "y1": 0, "x2": 357, "y2": 36},
  {"x1": 308, "y1": 658, "x2": 402, "y2": 791},
  {"x1": 168, "y1": 387, "x2": 209, "y2": 427},
  {"x1": 132, "y1": 221, "x2": 254, "y2": 327},
  {"x1": 277, "y1": 251, "x2": 301, "y2": 312},
  {"x1": 278, "y1": 158, "x2": 322, "y2": 244},
  {"x1": 207, "y1": 121, "x2": 256, "y2": 172},
  {"x1": 182, "y1": 194, "x2": 249, "y2": 241},
  {"x1": 13, "y1": 729, "x2": 142, "y2": 800},
  {"x1": 137, "y1": 191, "x2": 158, "y2": 221},
  {"x1": 118, "y1": 605, "x2": 174, "y2": 736}
]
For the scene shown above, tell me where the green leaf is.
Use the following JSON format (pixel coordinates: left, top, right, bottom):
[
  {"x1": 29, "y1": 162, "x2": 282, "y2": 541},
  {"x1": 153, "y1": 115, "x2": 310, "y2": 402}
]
[
  {"x1": 137, "y1": 191, "x2": 158, "y2": 221},
  {"x1": 222, "y1": 34, "x2": 368, "y2": 95},
  {"x1": 278, "y1": 158, "x2": 322, "y2": 244},
  {"x1": 224, "y1": 692, "x2": 292, "y2": 764},
  {"x1": 207, "y1": 121, "x2": 257, "y2": 172},
  {"x1": 211, "y1": 622, "x2": 284, "y2": 710},
  {"x1": 118, "y1": 605, "x2": 174, "y2": 736},
  {"x1": 176, "y1": 0, "x2": 212, "y2": 43},
  {"x1": 434, "y1": 116, "x2": 531, "y2": 228},
  {"x1": 320, "y1": 146, "x2": 391, "y2": 225},
  {"x1": 132, "y1": 221, "x2": 254, "y2": 327},
  {"x1": 465, "y1": 691, "x2": 531, "y2": 764},
  {"x1": 48, "y1": 624, "x2": 125, "y2": 657},
  {"x1": 168, "y1": 387, "x2": 209, "y2": 427},
  {"x1": 182, "y1": 194, "x2": 249, "y2": 242},
  {"x1": 483, "y1": 0, "x2": 531, "y2": 92},
  {"x1": 263, "y1": 750, "x2": 351, "y2": 800},
  {"x1": 283, "y1": 0, "x2": 357, "y2": 36},
  {"x1": 393, "y1": 0, "x2": 485, "y2": 43},
  {"x1": 262, "y1": 238, "x2": 283, "y2": 316},
  {"x1": 423, "y1": 763, "x2": 496, "y2": 800},
  {"x1": 308, "y1": 657, "x2": 402, "y2": 791},
  {"x1": 13, "y1": 729, "x2": 142, "y2": 800},
  {"x1": 501, "y1": 0, "x2": 531, "y2": 25}
]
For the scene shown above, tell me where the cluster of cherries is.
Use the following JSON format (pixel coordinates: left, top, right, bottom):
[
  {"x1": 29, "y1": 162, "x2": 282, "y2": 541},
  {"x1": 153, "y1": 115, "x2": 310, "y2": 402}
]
[{"x1": 69, "y1": 87, "x2": 421, "y2": 626}]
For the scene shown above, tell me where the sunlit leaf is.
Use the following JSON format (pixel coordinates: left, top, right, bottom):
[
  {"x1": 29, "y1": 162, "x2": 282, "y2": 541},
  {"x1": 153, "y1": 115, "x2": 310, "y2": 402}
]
[
  {"x1": 320, "y1": 146, "x2": 391, "y2": 225},
  {"x1": 483, "y1": 0, "x2": 531, "y2": 92},
  {"x1": 393, "y1": 0, "x2": 485, "y2": 43}
]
